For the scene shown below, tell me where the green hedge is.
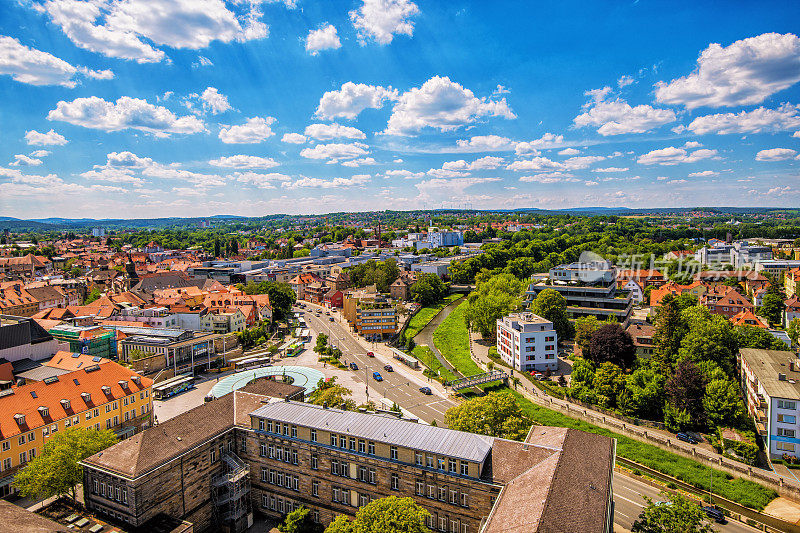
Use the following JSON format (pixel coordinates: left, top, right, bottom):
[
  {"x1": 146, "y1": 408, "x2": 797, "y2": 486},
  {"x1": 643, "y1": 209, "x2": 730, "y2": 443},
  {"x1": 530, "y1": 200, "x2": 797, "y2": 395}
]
[{"x1": 507, "y1": 389, "x2": 777, "y2": 510}]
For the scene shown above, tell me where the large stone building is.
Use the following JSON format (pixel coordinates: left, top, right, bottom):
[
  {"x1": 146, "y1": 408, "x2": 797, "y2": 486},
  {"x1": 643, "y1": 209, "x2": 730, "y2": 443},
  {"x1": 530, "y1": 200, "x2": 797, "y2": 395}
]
[{"x1": 82, "y1": 385, "x2": 615, "y2": 533}]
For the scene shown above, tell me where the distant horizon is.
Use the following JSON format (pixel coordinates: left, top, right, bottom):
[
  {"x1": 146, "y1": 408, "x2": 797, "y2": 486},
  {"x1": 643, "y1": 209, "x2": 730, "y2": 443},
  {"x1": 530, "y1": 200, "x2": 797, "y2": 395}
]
[{"x1": 1, "y1": 1, "x2": 799, "y2": 218}]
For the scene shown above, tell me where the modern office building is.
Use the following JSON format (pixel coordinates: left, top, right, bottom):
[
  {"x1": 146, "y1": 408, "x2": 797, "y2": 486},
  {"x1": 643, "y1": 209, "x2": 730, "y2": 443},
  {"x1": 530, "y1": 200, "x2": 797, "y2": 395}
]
[
  {"x1": 739, "y1": 348, "x2": 800, "y2": 459},
  {"x1": 527, "y1": 263, "x2": 633, "y2": 326},
  {"x1": 496, "y1": 313, "x2": 557, "y2": 372},
  {"x1": 0, "y1": 360, "x2": 152, "y2": 498},
  {"x1": 82, "y1": 392, "x2": 615, "y2": 533}
]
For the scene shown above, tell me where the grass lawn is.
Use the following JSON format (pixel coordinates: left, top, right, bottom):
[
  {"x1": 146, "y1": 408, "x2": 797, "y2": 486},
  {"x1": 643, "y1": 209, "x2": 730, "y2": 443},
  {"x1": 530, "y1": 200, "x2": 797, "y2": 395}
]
[
  {"x1": 411, "y1": 345, "x2": 456, "y2": 382},
  {"x1": 403, "y1": 294, "x2": 463, "y2": 342},
  {"x1": 432, "y1": 300, "x2": 483, "y2": 376},
  {"x1": 506, "y1": 388, "x2": 776, "y2": 510}
]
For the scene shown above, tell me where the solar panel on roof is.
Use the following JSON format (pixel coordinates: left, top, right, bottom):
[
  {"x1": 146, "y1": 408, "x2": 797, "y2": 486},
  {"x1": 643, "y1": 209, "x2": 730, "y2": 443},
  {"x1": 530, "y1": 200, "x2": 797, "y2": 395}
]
[
  {"x1": 71, "y1": 353, "x2": 80, "y2": 358},
  {"x1": 73, "y1": 378, "x2": 79, "y2": 385},
  {"x1": 43, "y1": 376, "x2": 60, "y2": 384},
  {"x1": 92, "y1": 357, "x2": 101, "y2": 362},
  {"x1": 30, "y1": 391, "x2": 37, "y2": 398}
]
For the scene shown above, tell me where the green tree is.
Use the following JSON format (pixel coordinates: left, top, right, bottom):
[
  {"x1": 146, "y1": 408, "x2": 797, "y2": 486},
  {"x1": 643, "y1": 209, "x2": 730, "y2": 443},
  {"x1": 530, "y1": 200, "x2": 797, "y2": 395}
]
[
  {"x1": 593, "y1": 362, "x2": 626, "y2": 409},
  {"x1": 324, "y1": 496, "x2": 429, "y2": 533},
  {"x1": 703, "y1": 378, "x2": 745, "y2": 429},
  {"x1": 677, "y1": 312, "x2": 738, "y2": 378},
  {"x1": 664, "y1": 360, "x2": 706, "y2": 431},
  {"x1": 214, "y1": 237, "x2": 221, "y2": 257},
  {"x1": 621, "y1": 361, "x2": 666, "y2": 420},
  {"x1": 13, "y1": 428, "x2": 118, "y2": 501},
  {"x1": 444, "y1": 391, "x2": 531, "y2": 440},
  {"x1": 736, "y1": 326, "x2": 790, "y2": 350},
  {"x1": 463, "y1": 273, "x2": 523, "y2": 340},
  {"x1": 280, "y1": 506, "x2": 321, "y2": 533},
  {"x1": 631, "y1": 491, "x2": 715, "y2": 533},
  {"x1": 409, "y1": 273, "x2": 448, "y2": 306},
  {"x1": 574, "y1": 316, "x2": 600, "y2": 358},
  {"x1": 84, "y1": 286, "x2": 101, "y2": 304},
  {"x1": 308, "y1": 377, "x2": 356, "y2": 410},
  {"x1": 315, "y1": 333, "x2": 329, "y2": 354},
  {"x1": 530, "y1": 288, "x2": 572, "y2": 339},
  {"x1": 760, "y1": 292, "x2": 785, "y2": 326}
]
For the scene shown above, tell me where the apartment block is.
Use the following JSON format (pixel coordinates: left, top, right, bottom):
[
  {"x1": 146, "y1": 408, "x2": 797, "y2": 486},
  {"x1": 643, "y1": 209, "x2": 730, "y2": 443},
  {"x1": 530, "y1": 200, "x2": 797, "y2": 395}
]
[
  {"x1": 343, "y1": 290, "x2": 397, "y2": 340},
  {"x1": 82, "y1": 392, "x2": 615, "y2": 533},
  {"x1": 0, "y1": 360, "x2": 153, "y2": 498},
  {"x1": 496, "y1": 313, "x2": 557, "y2": 372},
  {"x1": 739, "y1": 348, "x2": 800, "y2": 459}
]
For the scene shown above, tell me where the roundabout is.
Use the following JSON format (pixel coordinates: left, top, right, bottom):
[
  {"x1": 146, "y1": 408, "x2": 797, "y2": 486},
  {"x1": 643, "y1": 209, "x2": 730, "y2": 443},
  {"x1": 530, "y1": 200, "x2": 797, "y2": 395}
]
[{"x1": 209, "y1": 365, "x2": 325, "y2": 399}]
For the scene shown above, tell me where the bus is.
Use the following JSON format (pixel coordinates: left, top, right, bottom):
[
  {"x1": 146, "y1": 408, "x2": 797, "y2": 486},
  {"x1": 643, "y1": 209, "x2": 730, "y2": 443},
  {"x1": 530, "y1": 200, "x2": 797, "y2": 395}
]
[{"x1": 152, "y1": 374, "x2": 194, "y2": 400}]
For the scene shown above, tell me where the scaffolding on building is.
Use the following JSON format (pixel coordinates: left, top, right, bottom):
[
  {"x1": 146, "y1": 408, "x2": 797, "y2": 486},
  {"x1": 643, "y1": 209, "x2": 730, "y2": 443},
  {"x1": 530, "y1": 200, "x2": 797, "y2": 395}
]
[{"x1": 212, "y1": 452, "x2": 252, "y2": 532}]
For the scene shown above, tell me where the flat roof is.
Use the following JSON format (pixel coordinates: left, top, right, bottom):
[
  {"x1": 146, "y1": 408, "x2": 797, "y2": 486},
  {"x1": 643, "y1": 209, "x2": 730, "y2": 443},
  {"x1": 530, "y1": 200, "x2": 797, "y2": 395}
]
[
  {"x1": 740, "y1": 348, "x2": 800, "y2": 400},
  {"x1": 250, "y1": 401, "x2": 494, "y2": 463}
]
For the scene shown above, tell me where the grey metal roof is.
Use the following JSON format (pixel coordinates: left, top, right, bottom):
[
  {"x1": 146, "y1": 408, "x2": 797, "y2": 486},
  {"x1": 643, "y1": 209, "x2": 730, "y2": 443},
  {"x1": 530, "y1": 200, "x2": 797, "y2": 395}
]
[
  {"x1": 740, "y1": 348, "x2": 800, "y2": 400},
  {"x1": 17, "y1": 365, "x2": 72, "y2": 382},
  {"x1": 250, "y1": 401, "x2": 494, "y2": 463}
]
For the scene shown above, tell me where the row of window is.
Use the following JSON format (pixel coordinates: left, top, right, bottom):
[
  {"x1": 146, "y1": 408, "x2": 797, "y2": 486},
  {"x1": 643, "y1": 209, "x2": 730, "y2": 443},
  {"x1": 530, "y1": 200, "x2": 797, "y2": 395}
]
[
  {"x1": 332, "y1": 485, "x2": 373, "y2": 507},
  {"x1": 92, "y1": 479, "x2": 128, "y2": 505},
  {"x1": 425, "y1": 513, "x2": 469, "y2": 533},
  {"x1": 778, "y1": 414, "x2": 797, "y2": 424},
  {"x1": 776, "y1": 441, "x2": 796, "y2": 452},
  {"x1": 259, "y1": 443, "x2": 299, "y2": 465},
  {"x1": 3, "y1": 448, "x2": 36, "y2": 470},
  {"x1": 415, "y1": 452, "x2": 469, "y2": 476},
  {"x1": 778, "y1": 400, "x2": 797, "y2": 410},
  {"x1": 330, "y1": 433, "x2": 377, "y2": 455},
  {"x1": 258, "y1": 419, "x2": 298, "y2": 438},
  {"x1": 777, "y1": 428, "x2": 796, "y2": 438},
  {"x1": 415, "y1": 481, "x2": 470, "y2": 508},
  {"x1": 260, "y1": 467, "x2": 300, "y2": 491}
]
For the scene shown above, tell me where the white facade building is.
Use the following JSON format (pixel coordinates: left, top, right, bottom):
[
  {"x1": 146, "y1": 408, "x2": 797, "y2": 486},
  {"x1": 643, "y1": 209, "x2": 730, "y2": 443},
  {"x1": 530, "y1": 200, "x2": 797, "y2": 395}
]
[{"x1": 496, "y1": 312, "x2": 558, "y2": 372}]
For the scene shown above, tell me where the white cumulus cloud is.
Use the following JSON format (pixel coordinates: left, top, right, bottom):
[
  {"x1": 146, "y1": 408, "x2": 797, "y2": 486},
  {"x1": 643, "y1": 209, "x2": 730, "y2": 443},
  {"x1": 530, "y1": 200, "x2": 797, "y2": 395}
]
[
  {"x1": 574, "y1": 87, "x2": 675, "y2": 135},
  {"x1": 34, "y1": 0, "x2": 268, "y2": 63},
  {"x1": 219, "y1": 116, "x2": 276, "y2": 143},
  {"x1": 281, "y1": 133, "x2": 307, "y2": 144},
  {"x1": 315, "y1": 82, "x2": 398, "y2": 120},
  {"x1": 684, "y1": 103, "x2": 800, "y2": 135},
  {"x1": 558, "y1": 148, "x2": 581, "y2": 156},
  {"x1": 341, "y1": 157, "x2": 377, "y2": 167},
  {"x1": 48, "y1": 96, "x2": 206, "y2": 135},
  {"x1": 25, "y1": 129, "x2": 67, "y2": 146},
  {"x1": 299, "y1": 142, "x2": 369, "y2": 161},
  {"x1": 454, "y1": 135, "x2": 515, "y2": 152},
  {"x1": 304, "y1": 123, "x2": 366, "y2": 140},
  {"x1": 688, "y1": 170, "x2": 717, "y2": 177},
  {"x1": 0, "y1": 35, "x2": 113, "y2": 87},
  {"x1": 284, "y1": 174, "x2": 372, "y2": 189},
  {"x1": 755, "y1": 148, "x2": 798, "y2": 161},
  {"x1": 10, "y1": 154, "x2": 43, "y2": 166},
  {"x1": 208, "y1": 155, "x2": 279, "y2": 168},
  {"x1": 305, "y1": 24, "x2": 341, "y2": 55},
  {"x1": 350, "y1": 0, "x2": 419, "y2": 45},
  {"x1": 637, "y1": 147, "x2": 718, "y2": 165},
  {"x1": 200, "y1": 87, "x2": 231, "y2": 114},
  {"x1": 514, "y1": 133, "x2": 564, "y2": 154},
  {"x1": 385, "y1": 76, "x2": 515, "y2": 135},
  {"x1": 655, "y1": 33, "x2": 800, "y2": 109}
]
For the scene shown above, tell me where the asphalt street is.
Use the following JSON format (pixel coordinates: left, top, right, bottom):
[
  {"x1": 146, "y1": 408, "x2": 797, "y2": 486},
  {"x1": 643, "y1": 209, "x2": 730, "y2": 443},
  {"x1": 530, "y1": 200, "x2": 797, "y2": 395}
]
[
  {"x1": 298, "y1": 304, "x2": 455, "y2": 425},
  {"x1": 613, "y1": 472, "x2": 760, "y2": 532}
]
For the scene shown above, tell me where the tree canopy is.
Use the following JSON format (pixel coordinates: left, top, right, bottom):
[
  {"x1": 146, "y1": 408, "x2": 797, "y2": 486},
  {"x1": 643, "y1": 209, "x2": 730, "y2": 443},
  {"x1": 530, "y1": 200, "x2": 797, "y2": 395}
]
[
  {"x1": 324, "y1": 496, "x2": 429, "y2": 533},
  {"x1": 409, "y1": 273, "x2": 448, "y2": 306},
  {"x1": 631, "y1": 492, "x2": 715, "y2": 533},
  {"x1": 587, "y1": 323, "x2": 635, "y2": 371},
  {"x1": 530, "y1": 288, "x2": 572, "y2": 340},
  {"x1": 14, "y1": 428, "x2": 118, "y2": 501},
  {"x1": 444, "y1": 391, "x2": 531, "y2": 440},
  {"x1": 463, "y1": 273, "x2": 523, "y2": 340},
  {"x1": 308, "y1": 377, "x2": 356, "y2": 411}
]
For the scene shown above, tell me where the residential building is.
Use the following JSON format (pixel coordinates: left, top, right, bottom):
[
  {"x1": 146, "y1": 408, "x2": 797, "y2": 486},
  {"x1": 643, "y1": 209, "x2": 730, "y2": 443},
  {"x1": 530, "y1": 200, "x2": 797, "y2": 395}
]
[
  {"x1": 615, "y1": 269, "x2": 665, "y2": 288},
  {"x1": 0, "y1": 282, "x2": 39, "y2": 316},
  {"x1": 785, "y1": 296, "x2": 800, "y2": 328},
  {"x1": 289, "y1": 273, "x2": 322, "y2": 301},
  {"x1": 731, "y1": 310, "x2": 768, "y2": 329},
  {"x1": 390, "y1": 277, "x2": 410, "y2": 301},
  {"x1": 323, "y1": 289, "x2": 343, "y2": 309},
  {"x1": 201, "y1": 309, "x2": 246, "y2": 334},
  {"x1": 496, "y1": 312, "x2": 557, "y2": 372},
  {"x1": 739, "y1": 348, "x2": 800, "y2": 459},
  {"x1": 755, "y1": 260, "x2": 800, "y2": 279},
  {"x1": 49, "y1": 325, "x2": 117, "y2": 360},
  {"x1": 786, "y1": 268, "x2": 800, "y2": 298},
  {"x1": 81, "y1": 397, "x2": 615, "y2": 533},
  {"x1": 343, "y1": 290, "x2": 397, "y2": 340},
  {"x1": 0, "y1": 315, "x2": 59, "y2": 363},
  {"x1": 0, "y1": 361, "x2": 152, "y2": 498},
  {"x1": 702, "y1": 286, "x2": 754, "y2": 318},
  {"x1": 626, "y1": 323, "x2": 655, "y2": 358},
  {"x1": 623, "y1": 279, "x2": 644, "y2": 304}
]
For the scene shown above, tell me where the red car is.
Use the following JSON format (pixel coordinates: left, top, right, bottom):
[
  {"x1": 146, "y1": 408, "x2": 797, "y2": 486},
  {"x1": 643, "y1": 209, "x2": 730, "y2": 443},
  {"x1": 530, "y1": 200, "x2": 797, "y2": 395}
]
[{"x1": 366, "y1": 351, "x2": 375, "y2": 357}]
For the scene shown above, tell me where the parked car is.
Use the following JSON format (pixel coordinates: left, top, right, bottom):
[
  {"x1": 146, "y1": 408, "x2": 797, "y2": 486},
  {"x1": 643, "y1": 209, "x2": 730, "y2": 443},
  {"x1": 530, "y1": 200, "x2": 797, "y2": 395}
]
[
  {"x1": 384, "y1": 364, "x2": 393, "y2": 372},
  {"x1": 349, "y1": 362, "x2": 359, "y2": 371},
  {"x1": 366, "y1": 351, "x2": 375, "y2": 357},
  {"x1": 702, "y1": 506, "x2": 726, "y2": 524},
  {"x1": 675, "y1": 432, "x2": 698, "y2": 445},
  {"x1": 329, "y1": 317, "x2": 334, "y2": 322},
  {"x1": 419, "y1": 386, "x2": 432, "y2": 395},
  {"x1": 373, "y1": 372, "x2": 383, "y2": 381}
]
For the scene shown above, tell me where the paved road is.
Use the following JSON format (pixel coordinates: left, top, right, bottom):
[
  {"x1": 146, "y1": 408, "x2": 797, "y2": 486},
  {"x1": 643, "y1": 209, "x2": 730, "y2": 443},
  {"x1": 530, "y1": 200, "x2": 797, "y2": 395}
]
[
  {"x1": 613, "y1": 472, "x2": 760, "y2": 532},
  {"x1": 299, "y1": 304, "x2": 456, "y2": 425}
]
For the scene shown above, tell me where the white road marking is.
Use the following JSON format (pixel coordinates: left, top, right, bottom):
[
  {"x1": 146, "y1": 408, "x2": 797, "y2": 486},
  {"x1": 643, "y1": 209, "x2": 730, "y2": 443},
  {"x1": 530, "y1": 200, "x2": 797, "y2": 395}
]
[{"x1": 613, "y1": 494, "x2": 645, "y2": 508}]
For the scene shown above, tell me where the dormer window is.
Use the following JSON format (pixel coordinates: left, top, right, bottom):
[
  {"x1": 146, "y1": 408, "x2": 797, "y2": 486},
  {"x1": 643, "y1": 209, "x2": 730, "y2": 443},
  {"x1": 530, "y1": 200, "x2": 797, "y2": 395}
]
[
  {"x1": 118, "y1": 380, "x2": 129, "y2": 389},
  {"x1": 38, "y1": 406, "x2": 49, "y2": 418},
  {"x1": 101, "y1": 386, "x2": 111, "y2": 394},
  {"x1": 81, "y1": 392, "x2": 91, "y2": 402},
  {"x1": 131, "y1": 376, "x2": 141, "y2": 386},
  {"x1": 13, "y1": 414, "x2": 25, "y2": 425},
  {"x1": 60, "y1": 399, "x2": 71, "y2": 409}
]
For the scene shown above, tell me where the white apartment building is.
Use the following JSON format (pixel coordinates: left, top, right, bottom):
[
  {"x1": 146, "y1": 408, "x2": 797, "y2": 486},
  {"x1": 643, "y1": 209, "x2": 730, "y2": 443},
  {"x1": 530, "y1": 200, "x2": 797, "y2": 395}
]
[
  {"x1": 496, "y1": 312, "x2": 558, "y2": 372},
  {"x1": 740, "y1": 348, "x2": 800, "y2": 459}
]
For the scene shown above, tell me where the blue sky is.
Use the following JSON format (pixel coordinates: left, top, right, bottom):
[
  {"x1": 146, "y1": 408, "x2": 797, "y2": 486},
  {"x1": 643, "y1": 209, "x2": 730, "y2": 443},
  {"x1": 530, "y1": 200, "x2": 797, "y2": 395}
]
[{"x1": 0, "y1": 0, "x2": 799, "y2": 219}]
